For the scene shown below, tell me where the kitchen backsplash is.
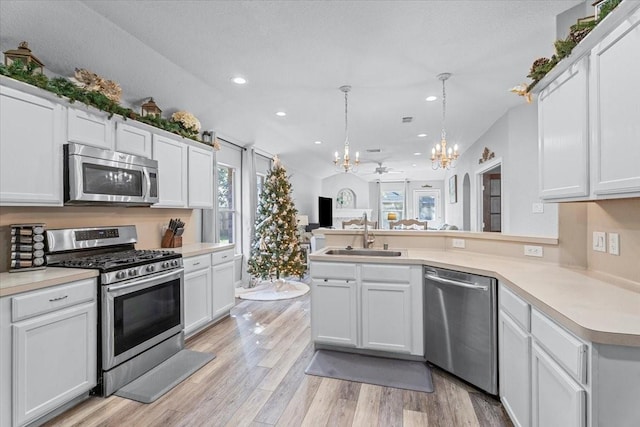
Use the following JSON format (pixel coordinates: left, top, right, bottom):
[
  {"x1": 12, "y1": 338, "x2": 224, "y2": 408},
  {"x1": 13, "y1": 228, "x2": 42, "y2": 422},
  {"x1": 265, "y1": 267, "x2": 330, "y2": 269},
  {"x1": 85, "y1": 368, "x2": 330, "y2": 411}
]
[
  {"x1": 0, "y1": 207, "x2": 198, "y2": 273},
  {"x1": 559, "y1": 198, "x2": 640, "y2": 283}
]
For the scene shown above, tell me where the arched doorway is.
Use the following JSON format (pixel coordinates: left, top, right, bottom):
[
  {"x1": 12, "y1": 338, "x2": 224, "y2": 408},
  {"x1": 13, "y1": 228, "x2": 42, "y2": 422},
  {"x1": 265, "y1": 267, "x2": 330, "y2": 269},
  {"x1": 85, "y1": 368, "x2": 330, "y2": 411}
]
[{"x1": 463, "y1": 173, "x2": 471, "y2": 231}]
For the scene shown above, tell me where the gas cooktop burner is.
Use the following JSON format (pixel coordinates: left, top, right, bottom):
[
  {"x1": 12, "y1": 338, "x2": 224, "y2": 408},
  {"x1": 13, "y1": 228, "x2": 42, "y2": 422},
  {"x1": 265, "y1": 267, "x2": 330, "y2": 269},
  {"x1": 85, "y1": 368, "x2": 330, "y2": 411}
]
[{"x1": 55, "y1": 249, "x2": 180, "y2": 271}]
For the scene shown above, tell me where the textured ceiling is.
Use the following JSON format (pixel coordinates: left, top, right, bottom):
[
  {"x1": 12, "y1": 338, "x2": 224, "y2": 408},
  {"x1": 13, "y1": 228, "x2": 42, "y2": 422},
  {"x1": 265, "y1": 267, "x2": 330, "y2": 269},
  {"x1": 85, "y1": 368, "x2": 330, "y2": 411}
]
[{"x1": 0, "y1": 0, "x2": 581, "y2": 181}]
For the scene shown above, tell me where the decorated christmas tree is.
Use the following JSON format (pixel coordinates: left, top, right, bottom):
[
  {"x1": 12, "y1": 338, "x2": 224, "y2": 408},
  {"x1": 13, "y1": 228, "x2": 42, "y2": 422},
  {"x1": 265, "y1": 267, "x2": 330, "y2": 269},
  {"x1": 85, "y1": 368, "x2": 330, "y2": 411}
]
[{"x1": 248, "y1": 156, "x2": 306, "y2": 282}]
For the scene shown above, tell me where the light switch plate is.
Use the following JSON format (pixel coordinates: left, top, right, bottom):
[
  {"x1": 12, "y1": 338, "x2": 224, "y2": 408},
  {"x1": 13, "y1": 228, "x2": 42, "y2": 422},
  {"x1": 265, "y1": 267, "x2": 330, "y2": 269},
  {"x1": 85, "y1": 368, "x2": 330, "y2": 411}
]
[
  {"x1": 452, "y1": 238, "x2": 465, "y2": 249},
  {"x1": 593, "y1": 231, "x2": 606, "y2": 252},
  {"x1": 532, "y1": 203, "x2": 544, "y2": 214},
  {"x1": 608, "y1": 233, "x2": 619, "y2": 255},
  {"x1": 524, "y1": 245, "x2": 543, "y2": 257}
]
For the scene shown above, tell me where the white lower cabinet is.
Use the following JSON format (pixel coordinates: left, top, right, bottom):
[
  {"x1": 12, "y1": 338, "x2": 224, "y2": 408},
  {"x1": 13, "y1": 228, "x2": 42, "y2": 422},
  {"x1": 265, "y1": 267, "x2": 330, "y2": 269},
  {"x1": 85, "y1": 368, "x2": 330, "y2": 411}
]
[
  {"x1": 310, "y1": 261, "x2": 422, "y2": 356},
  {"x1": 0, "y1": 278, "x2": 97, "y2": 427},
  {"x1": 311, "y1": 278, "x2": 358, "y2": 347},
  {"x1": 183, "y1": 248, "x2": 235, "y2": 338},
  {"x1": 532, "y1": 342, "x2": 586, "y2": 427},
  {"x1": 184, "y1": 267, "x2": 213, "y2": 336},
  {"x1": 361, "y1": 282, "x2": 411, "y2": 353},
  {"x1": 211, "y1": 260, "x2": 235, "y2": 320},
  {"x1": 499, "y1": 311, "x2": 531, "y2": 427}
]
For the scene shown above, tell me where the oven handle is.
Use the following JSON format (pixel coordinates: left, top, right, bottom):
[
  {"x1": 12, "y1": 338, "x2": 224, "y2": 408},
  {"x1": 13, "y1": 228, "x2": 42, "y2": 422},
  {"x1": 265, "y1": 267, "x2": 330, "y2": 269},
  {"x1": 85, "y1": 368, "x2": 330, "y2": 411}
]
[{"x1": 106, "y1": 268, "x2": 184, "y2": 293}]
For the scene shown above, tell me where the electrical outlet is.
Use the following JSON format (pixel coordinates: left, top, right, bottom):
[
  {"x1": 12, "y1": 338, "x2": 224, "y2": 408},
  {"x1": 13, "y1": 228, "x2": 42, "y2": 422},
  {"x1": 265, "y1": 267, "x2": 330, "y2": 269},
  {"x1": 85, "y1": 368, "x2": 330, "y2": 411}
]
[
  {"x1": 524, "y1": 245, "x2": 543, "y2": 257},
  {"x1": 593, "y1": 231, "x2": 606, "y2": 252},
  {"x1": 608, "y1": 233, "x2": 620, "y2": 256},
  {"x1": 452, "y1": 238, "x2": 465, "y2": 249},
  {"x1": 532, "y1": 203, "x2": 544, "y2": 214}
]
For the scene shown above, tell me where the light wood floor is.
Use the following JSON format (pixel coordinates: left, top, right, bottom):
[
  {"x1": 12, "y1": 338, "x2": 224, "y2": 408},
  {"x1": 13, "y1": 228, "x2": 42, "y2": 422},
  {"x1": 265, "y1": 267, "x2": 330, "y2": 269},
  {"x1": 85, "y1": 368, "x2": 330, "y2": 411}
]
[{"x1": 45, "y1": 294, "x2": 512, "y2": 427}]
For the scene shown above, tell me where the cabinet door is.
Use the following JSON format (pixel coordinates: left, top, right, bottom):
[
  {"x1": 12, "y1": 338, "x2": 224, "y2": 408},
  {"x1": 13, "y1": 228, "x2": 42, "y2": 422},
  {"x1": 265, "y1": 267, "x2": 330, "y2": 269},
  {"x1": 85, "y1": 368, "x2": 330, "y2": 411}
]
[
  {"x1": 532, "y1": 343, "x2": 585, "y2": 427},
  {"x1": 361, "y1": 282, "x2": 411, "y2": 353},
  {"x1": 212, "y1": 261, "x2": 235, "y2": 319},
  {"x1": 590, "y1": 11, "x2": 640, "y2": 196},
  {"x1": 67, "y1": 107, "x2": 113, "y2": 150},
  {"x1": 499, "y1": 311, "x2": 531, "y2": 427},
  {"x1": 13, "y1": 302, "x2": 97, "y2": 427},
  {"x1": 184, "y1": 268, "x2": 213, "y2": 337},
  {"x1": 115, "y1": 122, "x2": 152, "y2": 157},
  {"x1": 188, "y1": 145, "x2": 214, "y2": 208},
  {"x1": 311, "y1": 279, "x2": 357, "y2": 347},
  {"x1": 0, "y1": 86, "x2": 64, "y2": 206},
  {"x1": 538, "y1": 56, "x2": 590, "y2": 200},
  {"x1": 152, "y1": 134, "x2": 188, "y2": 208}
]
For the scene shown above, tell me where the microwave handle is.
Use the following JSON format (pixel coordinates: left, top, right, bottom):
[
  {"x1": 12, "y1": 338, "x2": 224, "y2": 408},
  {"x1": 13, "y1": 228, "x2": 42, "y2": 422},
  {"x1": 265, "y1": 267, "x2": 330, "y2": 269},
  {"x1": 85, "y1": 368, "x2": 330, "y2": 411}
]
[{"x1": 142, "y1": 169, "x2": 149, "y2": 198}]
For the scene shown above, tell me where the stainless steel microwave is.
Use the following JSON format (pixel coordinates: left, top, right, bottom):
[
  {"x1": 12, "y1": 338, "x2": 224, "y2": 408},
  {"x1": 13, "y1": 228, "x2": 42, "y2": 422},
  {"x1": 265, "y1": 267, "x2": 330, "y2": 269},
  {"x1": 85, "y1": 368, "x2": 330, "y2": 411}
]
[{"x1": 64, "y1": 143, "x2": 159, "y2": 206}]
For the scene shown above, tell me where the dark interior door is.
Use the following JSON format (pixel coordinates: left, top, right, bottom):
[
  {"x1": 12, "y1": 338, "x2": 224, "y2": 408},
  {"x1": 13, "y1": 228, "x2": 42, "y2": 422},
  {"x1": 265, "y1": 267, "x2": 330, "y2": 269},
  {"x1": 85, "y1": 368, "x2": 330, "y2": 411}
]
[{"x1": 482, "y1": 173, "x2": 501, "y2": 232}]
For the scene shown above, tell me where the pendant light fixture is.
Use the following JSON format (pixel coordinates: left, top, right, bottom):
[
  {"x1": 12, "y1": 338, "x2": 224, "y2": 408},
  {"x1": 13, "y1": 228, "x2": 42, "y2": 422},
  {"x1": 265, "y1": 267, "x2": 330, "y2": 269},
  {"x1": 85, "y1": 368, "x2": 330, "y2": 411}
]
[
  {"x1": 334, "y1": 85, "x2": 360, "y2": 172},
  {"x1": 431, "y1": 73, "x2": 459, "y2": 170}
]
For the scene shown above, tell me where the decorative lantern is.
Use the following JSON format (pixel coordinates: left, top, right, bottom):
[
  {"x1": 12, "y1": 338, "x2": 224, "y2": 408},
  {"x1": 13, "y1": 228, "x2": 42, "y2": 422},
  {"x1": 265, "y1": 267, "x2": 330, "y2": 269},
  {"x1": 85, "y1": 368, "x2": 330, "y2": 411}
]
[
  {"x1": 202, "y1": 130, "x2": 214, "y2": 145},
  {"x1": 3, "y1": 41, "x2": 44, "y2": 74},
  {"x1": 141, "y1": 98, "x2": 162, "y2": 117}
]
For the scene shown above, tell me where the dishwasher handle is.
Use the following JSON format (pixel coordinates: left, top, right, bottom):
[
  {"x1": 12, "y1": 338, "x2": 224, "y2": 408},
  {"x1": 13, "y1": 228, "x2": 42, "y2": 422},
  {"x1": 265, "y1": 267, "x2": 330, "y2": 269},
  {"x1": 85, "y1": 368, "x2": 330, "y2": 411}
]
[{"x1": 425, "y1": 272, "x2": 489, "y2": 291}]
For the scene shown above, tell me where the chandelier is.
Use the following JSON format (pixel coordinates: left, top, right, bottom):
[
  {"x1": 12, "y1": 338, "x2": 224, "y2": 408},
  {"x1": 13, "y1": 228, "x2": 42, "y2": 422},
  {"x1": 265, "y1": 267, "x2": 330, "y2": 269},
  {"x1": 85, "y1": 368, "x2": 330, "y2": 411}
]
[
  {"x1": 334, "y1": 85, "x2": 360, "y2": 172},
  {"x1": 431, "y1": 73, "x2": 459, "y2": 170}
]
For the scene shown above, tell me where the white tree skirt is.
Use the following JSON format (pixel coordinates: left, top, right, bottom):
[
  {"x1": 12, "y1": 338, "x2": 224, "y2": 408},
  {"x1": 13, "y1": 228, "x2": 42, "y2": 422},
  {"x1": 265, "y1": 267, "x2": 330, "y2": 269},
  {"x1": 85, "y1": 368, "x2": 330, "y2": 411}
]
[{"x1": 236, "y1": 279, "x2": 310, "y2": 301}]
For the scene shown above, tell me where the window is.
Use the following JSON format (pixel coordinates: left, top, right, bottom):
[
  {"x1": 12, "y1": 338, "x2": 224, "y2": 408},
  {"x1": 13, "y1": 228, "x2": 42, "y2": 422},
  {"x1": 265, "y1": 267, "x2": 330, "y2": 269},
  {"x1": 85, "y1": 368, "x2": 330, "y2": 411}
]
[
  {"x1": 218, "y1": 165, "x2": 235, "y2": 243},
  {"x1": 257, "y1": 173, "x2": 265, "y2": 198},
  {"x1": 413, "y1": 190, "x2": 441, "y2": 223},
  {"x1": 380, "y1": 185, "x2": 405, "y2": 229}
]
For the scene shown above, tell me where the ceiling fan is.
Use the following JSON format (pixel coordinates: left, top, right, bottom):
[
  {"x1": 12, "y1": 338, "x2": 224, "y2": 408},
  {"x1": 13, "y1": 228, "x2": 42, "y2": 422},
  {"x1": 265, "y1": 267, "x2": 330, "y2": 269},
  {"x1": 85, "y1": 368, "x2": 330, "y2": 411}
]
[{"x1": 369, "y1": 161, "x2": 403, "y2": 176}]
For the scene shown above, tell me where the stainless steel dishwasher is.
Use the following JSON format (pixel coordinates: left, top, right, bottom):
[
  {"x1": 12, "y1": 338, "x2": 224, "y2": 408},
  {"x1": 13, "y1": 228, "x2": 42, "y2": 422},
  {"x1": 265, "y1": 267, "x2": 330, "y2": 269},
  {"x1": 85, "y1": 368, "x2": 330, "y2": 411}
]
[{"x1": 424, "y1": 266, "x2": 498, "y2": 395}]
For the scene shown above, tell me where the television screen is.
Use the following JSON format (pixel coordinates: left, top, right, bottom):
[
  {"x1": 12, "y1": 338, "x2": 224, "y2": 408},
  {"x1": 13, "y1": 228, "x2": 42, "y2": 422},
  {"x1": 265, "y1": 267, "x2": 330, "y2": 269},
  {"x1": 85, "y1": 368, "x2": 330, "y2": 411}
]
[{"x1": 318, "y1": 197, "x2": 333, "y2": 227}]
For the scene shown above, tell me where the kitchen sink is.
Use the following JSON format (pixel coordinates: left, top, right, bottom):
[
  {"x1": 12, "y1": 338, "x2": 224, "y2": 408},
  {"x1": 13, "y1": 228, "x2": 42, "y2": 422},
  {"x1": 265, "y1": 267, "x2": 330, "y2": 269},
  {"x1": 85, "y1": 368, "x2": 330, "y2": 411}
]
[{"x1": 324, "y1": 249, "x2": 403, "y2": 257}]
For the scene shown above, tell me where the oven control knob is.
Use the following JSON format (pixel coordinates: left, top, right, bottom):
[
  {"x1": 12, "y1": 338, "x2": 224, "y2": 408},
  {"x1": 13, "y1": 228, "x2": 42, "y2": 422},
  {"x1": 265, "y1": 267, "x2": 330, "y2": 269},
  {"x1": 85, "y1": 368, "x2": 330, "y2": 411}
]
[
  {"x1": 146, "y1": 265, "x2": 156, "y2": 273},
  {"x1": 116, "y1": 271, "x2": 127, "y2": 280},
  {"x1": 162, "y1": 261, "x2": 170, "y2": 269},
  {"x1": 128, "y1": 269, "x2": 137, "y2": 277},
  {"x1": 171, "y1": 260, "x2": 179, "y2": 267}
]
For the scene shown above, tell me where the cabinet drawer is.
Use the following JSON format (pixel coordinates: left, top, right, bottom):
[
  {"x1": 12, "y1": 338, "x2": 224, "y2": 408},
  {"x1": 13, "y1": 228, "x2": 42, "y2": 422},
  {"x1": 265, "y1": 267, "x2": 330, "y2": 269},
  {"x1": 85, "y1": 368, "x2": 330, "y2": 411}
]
[
  {"x1": 183, "y1": 254, "x2": 211, "y2": 273},
  {"x1": 211, "y1": 249, "x2": 234, "y2": 266},
  {"x1": 12, "y1": 278, "x2": 96, "y2": 322},
  {"x1": 361, "y1": 264, "x2": 410, "y2": 283},
  {"x1": 499, "y1": 284, "x2": 530, "y2": 331},
  {"x1": 531, "y1": 308, "x2": 587, "y2": 383},
  {"x1": 310, "y1": 262, "x2": 356, "y2": 280}
]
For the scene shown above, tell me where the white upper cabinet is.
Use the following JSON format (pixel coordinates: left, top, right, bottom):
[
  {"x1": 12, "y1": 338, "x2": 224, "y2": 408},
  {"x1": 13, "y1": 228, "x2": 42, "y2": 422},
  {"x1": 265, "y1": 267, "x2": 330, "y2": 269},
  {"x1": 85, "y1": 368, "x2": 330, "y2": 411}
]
[
  {"x1": 538, "y1": 56, "x2": 590, "y2": 200},
  {"x1": 590, "y1": 11, "x2": 640, "y2": 196},
  {"x1": 152, "y1": 134, "x2": 188, "y2": 208},
  {"x1": 66, "y1": 107, "x2": 113, "y2": 150},
  {"x1": 0, "y1": 86, "x2": 64, "y2": 206},
  {"x1": 536, "y1": 3, "x2": 640, "y2": 201},
  {"x1": 188, "y1": 145, "x2": 214, "y2": 209},
  {"x1": 115, "y1": 122, "x2": 152, "y2": 157}
]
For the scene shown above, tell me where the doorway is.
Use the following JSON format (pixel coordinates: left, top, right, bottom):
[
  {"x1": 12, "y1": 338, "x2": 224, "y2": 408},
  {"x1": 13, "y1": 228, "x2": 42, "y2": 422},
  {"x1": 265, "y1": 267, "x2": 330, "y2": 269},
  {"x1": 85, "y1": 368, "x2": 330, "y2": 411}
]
[{"x1": 481, "y1": 165, "x2": 502, "y2": 232}]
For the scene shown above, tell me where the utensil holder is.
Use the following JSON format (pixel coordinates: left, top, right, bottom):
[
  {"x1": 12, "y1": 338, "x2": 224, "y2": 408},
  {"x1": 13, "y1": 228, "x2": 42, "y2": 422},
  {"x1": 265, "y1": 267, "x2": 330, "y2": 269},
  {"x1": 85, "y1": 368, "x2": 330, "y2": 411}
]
[{"x1": 161, "y1": 229, "x2": 182, "y2": 248}]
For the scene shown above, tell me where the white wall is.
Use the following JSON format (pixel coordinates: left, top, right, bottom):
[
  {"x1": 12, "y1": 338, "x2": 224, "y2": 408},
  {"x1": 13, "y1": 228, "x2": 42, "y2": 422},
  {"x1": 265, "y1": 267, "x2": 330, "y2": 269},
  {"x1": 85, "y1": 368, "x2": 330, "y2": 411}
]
[
  {"x1": 288, "y1": 164, "x2": 322, "y2": 223},
  {"x1": 321, "y1": 173, "x2": 371, "y2": 210},
  {"x1": 445, "y1": 103, "x2": 558, "y2": 237}
]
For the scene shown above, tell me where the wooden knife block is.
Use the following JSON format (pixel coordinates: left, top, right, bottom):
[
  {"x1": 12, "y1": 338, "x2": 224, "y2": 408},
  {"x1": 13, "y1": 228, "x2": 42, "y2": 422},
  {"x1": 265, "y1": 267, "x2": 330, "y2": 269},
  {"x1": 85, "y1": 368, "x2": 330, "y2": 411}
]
[{"x1": 161, "y1": 230, "x2": 182, "y2": 248}]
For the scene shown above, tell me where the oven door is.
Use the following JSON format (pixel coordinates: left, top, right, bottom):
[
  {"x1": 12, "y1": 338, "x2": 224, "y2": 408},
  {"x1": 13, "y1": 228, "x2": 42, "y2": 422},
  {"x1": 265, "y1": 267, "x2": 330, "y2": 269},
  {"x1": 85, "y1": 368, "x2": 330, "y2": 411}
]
[
  {"x1": 67, "y1": 151, "x2": 158, "y2": 206},
  {"x1": 102, "y1": 268, "x2": 184, "y2": 370}
]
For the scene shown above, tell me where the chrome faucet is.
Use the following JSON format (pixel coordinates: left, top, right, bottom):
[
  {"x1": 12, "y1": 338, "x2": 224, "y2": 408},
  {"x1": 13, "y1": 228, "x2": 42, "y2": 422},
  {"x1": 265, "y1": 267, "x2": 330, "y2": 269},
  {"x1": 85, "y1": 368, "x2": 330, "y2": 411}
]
[{"x1": 363, "y1": 213, "x2": 375, "y2": 248}]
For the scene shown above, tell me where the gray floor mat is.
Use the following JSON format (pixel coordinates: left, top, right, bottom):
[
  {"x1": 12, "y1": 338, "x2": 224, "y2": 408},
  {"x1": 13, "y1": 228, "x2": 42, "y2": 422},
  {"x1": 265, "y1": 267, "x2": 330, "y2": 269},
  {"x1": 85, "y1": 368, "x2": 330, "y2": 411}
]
[
  {"x1": 305, "y1": 349, "x2": 433, "y2": 393},
  {"x1": 114, "y1": 349, "x2": 215, "y2": 403}
]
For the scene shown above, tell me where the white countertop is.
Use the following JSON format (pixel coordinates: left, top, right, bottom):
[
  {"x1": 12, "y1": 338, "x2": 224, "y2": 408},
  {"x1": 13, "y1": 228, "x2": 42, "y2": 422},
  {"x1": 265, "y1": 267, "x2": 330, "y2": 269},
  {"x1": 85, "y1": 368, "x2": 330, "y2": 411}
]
[
  {"x1": 310, "y1": 247, "x2": 640, "y2": 347},
  {"x1": 159, "y1": 242, "x2": 235, "y2": 258},
  {"x1": 0, "y1": 268, "x2": 99, "y2": 297}
]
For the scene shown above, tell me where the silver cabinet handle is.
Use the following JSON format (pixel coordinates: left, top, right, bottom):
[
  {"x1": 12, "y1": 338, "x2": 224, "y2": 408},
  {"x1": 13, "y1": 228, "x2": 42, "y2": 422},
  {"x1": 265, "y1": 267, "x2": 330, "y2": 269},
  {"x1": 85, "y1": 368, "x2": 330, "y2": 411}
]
[
  {"x1": 221, "y1": 255, "x2": 228, "y2": 259},
  {"x1": 193, "y1": 262, "x2": 201, "y2": 266},
  {"x1": 49, "y1": 295, "x2": 68, "y2": 302},
  {"x1": 425, "y1": 273, "x2": 488, "y2": 291}
]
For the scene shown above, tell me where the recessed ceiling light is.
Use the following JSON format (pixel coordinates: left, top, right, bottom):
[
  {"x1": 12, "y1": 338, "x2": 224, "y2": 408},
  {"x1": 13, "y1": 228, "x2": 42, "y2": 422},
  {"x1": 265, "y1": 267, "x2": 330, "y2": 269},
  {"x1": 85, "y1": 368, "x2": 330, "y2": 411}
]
[
  {"x1": 276, "y1": 111, "x2": 287, "y2": 117},
  {"x1": 314, "y1": 140, "x2": 322, "y2": 145},
  {"x1": 417, "y1": 133, "x2": 427, "y2": 138},
  {"x1": 231, "y1": 76, "x2": 247, "y2": 85},
  {"x1": 414, "y1": 152, "x2": 422, "y2": 156},
  {"x1": 426, "y1": 96, "x2": 437, "y2": 102},
  {"x1": 412, "y1": 164, "x2": 417, "y2": 167}
]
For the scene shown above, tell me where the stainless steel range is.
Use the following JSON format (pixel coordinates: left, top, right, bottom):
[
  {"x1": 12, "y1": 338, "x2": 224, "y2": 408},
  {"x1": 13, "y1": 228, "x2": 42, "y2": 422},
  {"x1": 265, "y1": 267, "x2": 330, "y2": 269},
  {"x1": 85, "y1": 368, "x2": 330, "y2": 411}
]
[{"x1": 46, "y1": 225, "x2": 184, "y2": 397}]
